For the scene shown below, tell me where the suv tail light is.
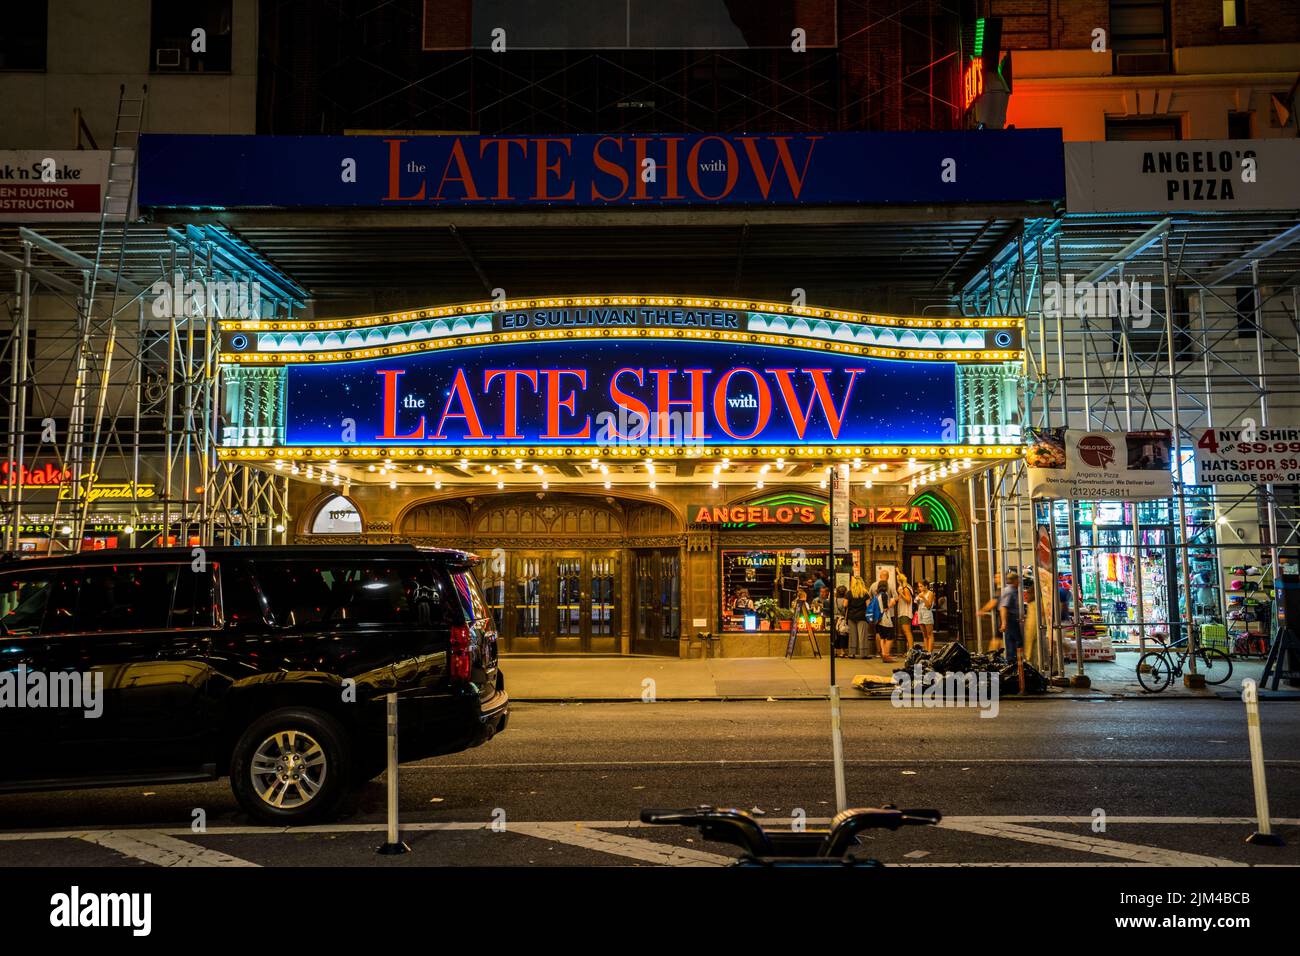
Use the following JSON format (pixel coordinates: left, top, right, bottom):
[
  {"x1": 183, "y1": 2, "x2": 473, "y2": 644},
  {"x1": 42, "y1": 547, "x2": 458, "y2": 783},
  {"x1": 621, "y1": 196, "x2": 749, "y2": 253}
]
[{"x1": 450, "y1": 624, "x2": 472, "y2": 681}]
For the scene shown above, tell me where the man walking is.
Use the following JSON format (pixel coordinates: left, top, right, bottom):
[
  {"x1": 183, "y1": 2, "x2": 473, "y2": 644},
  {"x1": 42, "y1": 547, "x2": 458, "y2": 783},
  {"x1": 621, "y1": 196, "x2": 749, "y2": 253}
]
[{"x1": 998, "y1": 570, "x2": 1024, "y2": 664}]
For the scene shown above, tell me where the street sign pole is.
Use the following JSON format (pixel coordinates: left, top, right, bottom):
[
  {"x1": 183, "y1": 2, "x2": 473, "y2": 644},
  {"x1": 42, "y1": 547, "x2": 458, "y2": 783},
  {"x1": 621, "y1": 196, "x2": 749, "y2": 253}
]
[{"x1": 829, "y1": 463, "x2": 849, "y2": 813}]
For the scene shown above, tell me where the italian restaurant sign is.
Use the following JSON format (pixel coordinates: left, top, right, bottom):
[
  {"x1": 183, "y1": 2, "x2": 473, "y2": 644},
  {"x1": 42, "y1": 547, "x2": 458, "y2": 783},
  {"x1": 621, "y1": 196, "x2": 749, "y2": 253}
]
[
  {"x1": 139, "y1": 130, "x2": 1065, "y2": 208},
  {"x1": 691, "y1": 503, "x2": 925, "y2": 526}
]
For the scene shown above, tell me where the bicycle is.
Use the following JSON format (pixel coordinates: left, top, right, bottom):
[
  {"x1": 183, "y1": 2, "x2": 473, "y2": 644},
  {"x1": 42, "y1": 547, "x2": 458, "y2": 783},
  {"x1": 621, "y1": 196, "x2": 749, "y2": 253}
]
[
  {"x1": 640, "y1": 804, "x2": 940, "y2": 866},
  {"x1": 1136, "y1": 635, "x2": 1233, "y2": 693}
]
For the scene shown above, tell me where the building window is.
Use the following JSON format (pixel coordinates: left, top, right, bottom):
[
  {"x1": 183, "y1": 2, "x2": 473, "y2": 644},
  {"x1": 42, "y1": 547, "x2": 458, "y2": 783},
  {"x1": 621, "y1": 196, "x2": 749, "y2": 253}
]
[
  {"x1": 1228, "y1": 111, "x2": 1254, "y2": 138},
  {"x1": 1222, "y1": 0, "x2": 1247, "y2": 28},
  {"x1": 1109, "y1": 0, "x2": 1171, "y2": 75},
  {"x1": 1105, "y1": 117, "x2": 1181, "y2": 140},
  {"x1": 310, "y1": 494, "x2": 362, "y2": 534},
  {"x1": 150, "y1": 0, "x2": 233, "y2": 73},
  {"x1": 0, "y1": 0, "x2": 47, "y2": 71},
  {"x1": 1236, "y1": 287, "x2": 1259, "y2": 338}
]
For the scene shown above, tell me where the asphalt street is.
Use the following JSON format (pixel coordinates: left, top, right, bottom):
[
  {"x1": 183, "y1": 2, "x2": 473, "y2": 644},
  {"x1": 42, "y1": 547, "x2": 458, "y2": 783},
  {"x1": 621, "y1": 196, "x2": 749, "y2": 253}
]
[{"x1": 1, "y1": 697, "x2": 1297, "y2": 867}]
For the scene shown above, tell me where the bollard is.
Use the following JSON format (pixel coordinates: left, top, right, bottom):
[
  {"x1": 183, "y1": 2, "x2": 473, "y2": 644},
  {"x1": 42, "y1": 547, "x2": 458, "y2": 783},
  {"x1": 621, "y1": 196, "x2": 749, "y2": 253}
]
[
  {"x1": 1242, "y1": 679, "x2": 1284, "y2": 846},
  {"x1": 829, "y1": 684, "x2": 847, "y2": 814},
  {"x1": 376, "y1": 691, "x2": 411, "y2": 855}
]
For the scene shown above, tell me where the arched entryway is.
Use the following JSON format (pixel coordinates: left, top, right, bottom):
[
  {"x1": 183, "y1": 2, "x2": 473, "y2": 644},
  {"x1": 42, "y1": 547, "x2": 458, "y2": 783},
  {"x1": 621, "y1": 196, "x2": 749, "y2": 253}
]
[{"x1": 398, "y1": 491, "x2": 683, "y2": 655}]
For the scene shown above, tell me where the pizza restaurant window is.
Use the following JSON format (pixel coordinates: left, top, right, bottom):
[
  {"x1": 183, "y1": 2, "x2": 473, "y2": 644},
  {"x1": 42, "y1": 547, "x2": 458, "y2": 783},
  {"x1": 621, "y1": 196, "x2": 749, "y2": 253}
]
[{"x1": 720, "y1": 547, "x2": 863, "y2": 633}]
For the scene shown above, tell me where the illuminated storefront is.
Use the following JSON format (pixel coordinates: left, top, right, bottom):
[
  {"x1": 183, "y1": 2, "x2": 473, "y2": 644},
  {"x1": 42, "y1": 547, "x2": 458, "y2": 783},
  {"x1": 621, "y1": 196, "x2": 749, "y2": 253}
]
[{"x1": 218, "y1": 294, "x2": 1023, "y2": 655}]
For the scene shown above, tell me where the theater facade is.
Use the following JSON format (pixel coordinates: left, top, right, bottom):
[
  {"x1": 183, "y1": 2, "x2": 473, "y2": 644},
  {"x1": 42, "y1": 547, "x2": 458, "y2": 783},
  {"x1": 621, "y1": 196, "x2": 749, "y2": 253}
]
[{"x1": 218, "y1": 294, "x2": 1024, "y2": 656}]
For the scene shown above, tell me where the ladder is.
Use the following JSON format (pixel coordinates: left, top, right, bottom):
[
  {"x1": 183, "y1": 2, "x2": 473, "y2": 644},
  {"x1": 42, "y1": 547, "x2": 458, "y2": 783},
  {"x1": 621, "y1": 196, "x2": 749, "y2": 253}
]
[{"x1": 59, "y1": 84, "x2": 148, "y2": 550}]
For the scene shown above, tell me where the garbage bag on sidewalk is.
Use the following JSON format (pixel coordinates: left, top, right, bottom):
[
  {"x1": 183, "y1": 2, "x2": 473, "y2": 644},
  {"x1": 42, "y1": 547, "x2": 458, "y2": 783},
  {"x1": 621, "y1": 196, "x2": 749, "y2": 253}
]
[
  {"x1": 998, "y1": 661, "x2": 1048, "y2": 694},
  {"x1": 930, "y1": 641, "x2": 972, "y2": 673}
]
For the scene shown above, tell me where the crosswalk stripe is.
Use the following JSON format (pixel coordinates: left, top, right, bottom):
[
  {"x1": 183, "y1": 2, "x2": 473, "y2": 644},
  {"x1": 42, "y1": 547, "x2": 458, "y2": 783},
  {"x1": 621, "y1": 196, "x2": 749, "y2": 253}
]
[
  {"x1": 508, "y1": 822, "x2": 732, "y2": 866},
  {"x1": 79, "y1": 830, "x2": 260, "y2": 867},
  {"x1": 938, "y1": 820, "x2": 1246, "y2": 867}
]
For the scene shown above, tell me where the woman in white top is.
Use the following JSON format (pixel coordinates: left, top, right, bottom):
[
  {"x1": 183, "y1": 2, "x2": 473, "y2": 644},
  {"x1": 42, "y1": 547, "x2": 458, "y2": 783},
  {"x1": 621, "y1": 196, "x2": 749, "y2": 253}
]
[
  {"x1": 895, "y1": 573, "x2": 915, "y2": 647},
  {"x1": 873, "y1": 582, "x2": 897, "y2": 662},
  {"x1": 917, "y1": 579, "x2": 936, "y2": 653}
]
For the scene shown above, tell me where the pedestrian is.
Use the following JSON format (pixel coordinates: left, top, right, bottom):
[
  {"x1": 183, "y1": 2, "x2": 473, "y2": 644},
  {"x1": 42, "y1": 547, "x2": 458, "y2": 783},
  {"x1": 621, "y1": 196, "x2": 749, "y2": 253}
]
[
  {"x1": 874, "y1": 581, "x2": 897, "y2": 662},
  {"x1": 917, "y1": 578, "x2": 936, "y2": 652},
  {"x1": 980, "y1": 572, "x2": 1004, "y2": 653},
  {"x1": 834, "y1": 584, "x2": 850, "y2": 657},
  {"x1": 895, "y1": 573, "x2": 915, "y2": 648},
  {"x1": 999, "y1": 570, "x2": 1024, "y2": 665},
  {"x1": 846, "y1": 575, "x2": 872, "y2": 659}
]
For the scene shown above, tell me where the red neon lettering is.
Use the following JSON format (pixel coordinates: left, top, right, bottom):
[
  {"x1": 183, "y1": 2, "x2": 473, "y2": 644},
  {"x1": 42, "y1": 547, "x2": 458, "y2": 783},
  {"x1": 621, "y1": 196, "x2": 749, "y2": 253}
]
[
  {"x1": 484, "y1": 369, "x2": 539, "y2": 440},
  {"x1": 649, "y1": 368, "x2": 711, "y2": 440},
  {"x1": 712, "y1": 367, "x2": 772, "y2": 441},
  {"x1": 767, "y1": 368, "x2": 864, "y2": 440},
  {"x1": 375, "y1": 369, "x2": 425, "y2": 440},
  {"x1": 433, "y1": 368, "x2": 487, "y2": 440},
  {"x1": 609, "y1": 368, "x2": 651, "y2": 440},
  {"x1": 541, "y1": 369, "x2": 591, "y2": 440}
]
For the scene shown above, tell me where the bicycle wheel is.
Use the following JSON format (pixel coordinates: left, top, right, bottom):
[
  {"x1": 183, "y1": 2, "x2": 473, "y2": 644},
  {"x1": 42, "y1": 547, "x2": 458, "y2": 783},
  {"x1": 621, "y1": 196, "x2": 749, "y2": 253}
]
[
  {"x1": 1197, "y1": 648, "x2": 1233, "y2": 686},
  {"x1": 1137, "y1": 652, "x2": 1173, "y2": 693}
]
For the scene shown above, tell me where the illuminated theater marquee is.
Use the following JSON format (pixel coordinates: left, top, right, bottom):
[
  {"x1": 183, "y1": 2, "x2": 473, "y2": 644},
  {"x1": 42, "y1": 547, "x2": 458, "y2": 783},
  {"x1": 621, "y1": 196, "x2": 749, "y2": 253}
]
[{"x1": 218, "y1": 296, "x2": 1025, "y2": 463}]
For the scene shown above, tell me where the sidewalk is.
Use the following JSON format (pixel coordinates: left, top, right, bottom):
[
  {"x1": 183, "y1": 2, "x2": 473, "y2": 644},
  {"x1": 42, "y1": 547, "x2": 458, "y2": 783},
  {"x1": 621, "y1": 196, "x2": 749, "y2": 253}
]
[{"x1": 500, "y1": 650, "x2": 1290, "y2": 701}]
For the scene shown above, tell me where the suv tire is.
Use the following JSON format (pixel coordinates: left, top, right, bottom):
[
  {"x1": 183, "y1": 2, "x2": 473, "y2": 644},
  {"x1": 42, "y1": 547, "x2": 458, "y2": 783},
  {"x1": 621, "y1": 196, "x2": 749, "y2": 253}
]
[{"x1": 230, "y1": 707, "x2": 354, "y2": 825}]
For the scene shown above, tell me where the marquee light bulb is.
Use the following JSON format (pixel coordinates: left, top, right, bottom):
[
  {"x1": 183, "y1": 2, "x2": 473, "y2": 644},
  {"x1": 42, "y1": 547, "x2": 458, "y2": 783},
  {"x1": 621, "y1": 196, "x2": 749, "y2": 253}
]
[
  {"x1": 864, "y1": 479, "x2": 873, "y2": 489},
  {"x1": 711, "y1": 479, "x2": 719, "y2": 489},
  {"x1": 756, "y1": 479, "x2": 764, "y2": 489},
  {"x1": 434, "y1": 480, "x2": 442, "y2": 490},
  {"x1": 123, "y1": 524, "x2": 135, "y2": 535},
  {"x1": 274, "y1": 523, "x2": 285, "y2": 534},
  {"x1": 604, "y1": 479, "x2": 612, "y2": 489},
  {"x1": 819, "y1": 479, "x2": 827, "y2": 489},
  {"x1": 541, "y1": 481, "x2": 549, "y2": 490},
  {"x1": 496, "y1": 480, "x2": 504, "y2": 490}
]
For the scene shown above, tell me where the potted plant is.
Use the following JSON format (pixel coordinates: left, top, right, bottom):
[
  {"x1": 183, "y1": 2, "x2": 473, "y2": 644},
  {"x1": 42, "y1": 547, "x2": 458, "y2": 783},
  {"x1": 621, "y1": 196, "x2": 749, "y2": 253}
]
[{"x1": 754, "y1": 597, "x2": 777, "y2": 631}]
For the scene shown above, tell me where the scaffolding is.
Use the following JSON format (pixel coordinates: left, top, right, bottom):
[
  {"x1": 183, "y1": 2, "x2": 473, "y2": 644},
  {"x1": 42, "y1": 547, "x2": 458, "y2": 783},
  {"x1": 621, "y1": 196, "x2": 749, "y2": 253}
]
[
  {"x1": 2, "y1": 85, "x2": 308, "y2": 561},
  {"x1": 954, "y1": 211, "x2": 1300, "y2": 677}
]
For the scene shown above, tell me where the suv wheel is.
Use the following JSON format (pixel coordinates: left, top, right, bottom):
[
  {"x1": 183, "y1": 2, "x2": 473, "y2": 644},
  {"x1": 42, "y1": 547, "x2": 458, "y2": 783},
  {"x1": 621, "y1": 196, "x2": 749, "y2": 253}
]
[{"x1": 230, "y1": 707, "x2": 352, "y2": 825}]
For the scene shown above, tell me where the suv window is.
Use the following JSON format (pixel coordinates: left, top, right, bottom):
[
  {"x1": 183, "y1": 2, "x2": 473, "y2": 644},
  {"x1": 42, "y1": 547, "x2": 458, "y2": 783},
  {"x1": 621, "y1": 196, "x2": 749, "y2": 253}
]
[
  {"x1": 0, "y1": 571, "x2": 56, "y2": 635},
  {"x1": 451, "y1": 569, "x2": 490, "y2": 625},
  {"x1": 253, "y1": 560, "x2": 445, "y2": 628},
  {"x1": 46, "y1": 564, "x2": 181, "y2": 633},
  {"x1": 171, "y1": 563, "x2": 216, "y2": 628}
]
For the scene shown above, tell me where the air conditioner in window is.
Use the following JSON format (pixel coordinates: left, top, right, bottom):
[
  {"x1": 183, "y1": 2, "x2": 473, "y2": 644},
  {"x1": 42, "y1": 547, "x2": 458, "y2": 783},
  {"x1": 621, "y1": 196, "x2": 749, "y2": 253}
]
[
  {"x1": 155, "y1": 48, "x2": 181, "y2": 68},
  {"x1": 1114, "y1": 52, "x2": 1171, "y2": 75}
]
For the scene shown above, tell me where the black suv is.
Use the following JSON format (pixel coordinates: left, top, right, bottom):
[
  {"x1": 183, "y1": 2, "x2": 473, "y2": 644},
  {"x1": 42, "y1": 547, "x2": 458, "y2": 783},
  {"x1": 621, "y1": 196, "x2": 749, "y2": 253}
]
[{"x1": 0, "y1": 545, "x2": 507, "y2": 824}]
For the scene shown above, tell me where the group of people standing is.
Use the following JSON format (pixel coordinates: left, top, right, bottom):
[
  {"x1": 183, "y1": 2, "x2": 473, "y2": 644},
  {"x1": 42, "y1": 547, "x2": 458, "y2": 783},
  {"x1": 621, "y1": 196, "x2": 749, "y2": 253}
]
[{"x1": 837, "y1": 569, "x2": 936, "y2": 662}]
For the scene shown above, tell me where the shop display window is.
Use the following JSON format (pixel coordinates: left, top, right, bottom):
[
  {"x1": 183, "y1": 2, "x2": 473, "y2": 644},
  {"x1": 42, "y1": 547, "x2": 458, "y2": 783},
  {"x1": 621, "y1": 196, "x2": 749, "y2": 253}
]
[{"x1": 719, "y1": 547, "x2": 861, "y2": 632}]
